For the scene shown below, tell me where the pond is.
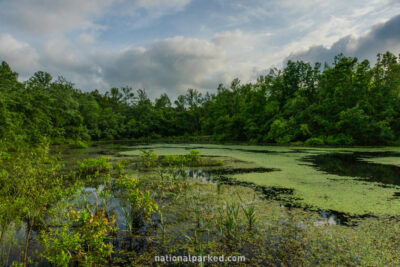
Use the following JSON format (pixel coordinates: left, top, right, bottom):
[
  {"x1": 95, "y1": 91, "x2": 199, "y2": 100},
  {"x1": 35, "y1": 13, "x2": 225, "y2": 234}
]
[
  {"x1": 3, "y1": 142, "x2": 400, "y2": 266},
  {"x1": 120, "y1": 143, "x2": 400, "y2": 217}
]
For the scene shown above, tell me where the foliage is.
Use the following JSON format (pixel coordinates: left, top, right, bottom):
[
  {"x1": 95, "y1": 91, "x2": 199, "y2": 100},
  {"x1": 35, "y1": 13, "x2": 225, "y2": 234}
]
[
  {"x1": 161, "y1": 150, "x2": 200, "y2": 166},
  {"x1": 161, "y1": 149, "x2": 223, "y2": 167},
  {"x1": 78, "y1": 157, "x2": 113, "y2": 181},
  {"x1": 217, "y1": 203, "x2": 241, "y2": 239},
  {"x1": 305, "y1": 137, "x2": 325, "y2": 145},
  {"x1": 114, "y1": 175, "x2": 159, "y2": 229},
  {"x1": 0, "y1": 140, "x2": 77, "y2": 266},
  {"x1": 139, "y1": 149, "x2": 159, "y2": 168},
  {"x1": 1, "y1": 52, "x2": 400, "y2": 146},
  {"x1": 68, "y1": 139, "x2": 89, "y2": 149},
  {"x1": 40, "y1": 208, "x2": 116, "y2": 267}
]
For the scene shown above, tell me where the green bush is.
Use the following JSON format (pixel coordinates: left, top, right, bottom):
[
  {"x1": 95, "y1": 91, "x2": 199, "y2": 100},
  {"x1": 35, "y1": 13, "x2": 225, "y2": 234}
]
[
  {"x1": 68, "y1": 140, "x2": 89, "y2": 149},
  {"x1": 78, "y1": 157, "x2": 113, "y2": 180},
  {"x1": 185, "y1": 150, "x2": 201, "y2": 164},
  {"x1": 51, "y1": 136, "x2": 66, "y2": 145},
  {"x1": 40, "y1": 208, "x2": 116, "y2": 267},
  {"x1": 305, "y1": 137, "x2": 325, "y2": 145},
  {"x1": 115, "y1": 175, "x2": 159, "y2": 229},
  {"x1": 290, "y1": 141, "x2": 304, "y2": 146},
  {"x1": 326, "y1": 134, "x2": 354, "y2": 145},
  {"x1": 267, "y1": 119, "x2": 293, "y2": 144},
  {"x1": 149, "y1": 132, "x2": 161, "y2": 139},
  {"x1": 139, "y1": 150, "x2": 159, "y2": 168},
  {"x1": 161, "y1": 150, "x2": 203, "y2": 167},
  {"x1": 162, "y1": 154, "x2": 185, "y2": 166},
  {"x1": 0, "y1": 141, "x2": 76, "y2": 266}
]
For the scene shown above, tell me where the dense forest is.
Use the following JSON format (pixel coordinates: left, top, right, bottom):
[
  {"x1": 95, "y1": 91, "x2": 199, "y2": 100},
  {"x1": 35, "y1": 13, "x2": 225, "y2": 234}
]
[{"x1": 1, "y1": 51, "x2": 400, "y2": 146}]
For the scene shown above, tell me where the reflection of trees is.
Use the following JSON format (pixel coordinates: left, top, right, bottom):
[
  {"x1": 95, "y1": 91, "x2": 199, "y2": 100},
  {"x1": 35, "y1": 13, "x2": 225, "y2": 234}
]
[{"x1": 304, "y1": 153, "x2": 400, "y2": 185}]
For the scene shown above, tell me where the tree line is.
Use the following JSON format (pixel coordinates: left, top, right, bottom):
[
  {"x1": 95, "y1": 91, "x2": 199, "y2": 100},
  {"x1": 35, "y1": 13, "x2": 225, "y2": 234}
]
[{"x1": 1, "y1": 51, "x2": 400, "y2": 146}]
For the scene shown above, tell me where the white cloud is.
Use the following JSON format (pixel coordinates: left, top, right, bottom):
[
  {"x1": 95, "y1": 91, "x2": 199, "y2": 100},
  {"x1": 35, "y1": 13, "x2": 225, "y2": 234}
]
[
  {"x1": 1, "y1": 0, "x2": 400, "y2": 99},
  {"x1": 94, "y1": 36, "x2": 225, "y2": 96},
  {"x1": 132, "y1": 0, "x2": 190, "y2": 11},
  {"x1": 113, "y1": 0, "x2": 192, "y2": 29},
  {"x1": 0, "y1": 34, "x2": 39, "y2": 78},
  {"x1": 76, "y1": 33, "x2": 97, "y2": 46},
  {"x1": 286, "y1": 14, "x2": 400, "y2": 64},
  {"x1": 0, "y1": 0, "x2": 115, "y2": 35}
]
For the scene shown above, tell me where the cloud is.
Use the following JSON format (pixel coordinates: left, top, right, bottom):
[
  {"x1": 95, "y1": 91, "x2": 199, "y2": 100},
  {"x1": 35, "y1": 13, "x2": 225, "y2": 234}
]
[
  {"x1": 0, "y1": 0, "x2": 114, "y2": 35},
  {"x1": 1, "y1": 0, "x2": 400, "y2": 100},
  {"x1": 0, "y1": 0, "x2": 192, "y2": 36},
  {"x1": 94, "y1": 36, "x2": 225, "y2": 97},
  {"x1": 131, "y1": 0, "x2": 190, "y2": 11},
  {"x1": 0, "y1": 34, "x2": 39, "y2": 78},
  {"x1": 285, "y1": 14, "x2": 400, "y2": 65},
  {"x1": 112, "y1": 0, "x2": 192, "y2": 29},
  {"x1": 0, "y1": 33, "x2": 227, "y2": 97}
]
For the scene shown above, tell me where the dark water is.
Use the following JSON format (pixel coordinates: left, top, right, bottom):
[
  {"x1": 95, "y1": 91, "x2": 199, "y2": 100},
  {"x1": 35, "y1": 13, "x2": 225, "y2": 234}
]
[{"x1": 301, "y1": 152, "x2": 400, "y2": 186}]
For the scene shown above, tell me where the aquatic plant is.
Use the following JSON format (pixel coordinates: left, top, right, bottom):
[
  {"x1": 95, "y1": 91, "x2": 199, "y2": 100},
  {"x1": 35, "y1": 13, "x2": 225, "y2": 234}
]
[
  {"x1": 129, "y1": 144, "x2": 400, "y2": 216},
  {"x1": 139, "y1": 149, "x2": 159, "y2": 168},
  {"x1": 78, "y1": 157, "x2": 113, "y2": 182},
  {"x1": 68, "y1": 139, "x2": 89, "y2": 149},
  {"x1": 242, "y1": 205, "x2": 257, "y2": 230},
  {"x1": 40, "y1": 208, "x2": 116, "y2": 267},
  {"x1": 114, "y1": 175, "x2": 158, "y2": 230},
  {"x1": 218, "y1": 203, "x2": 241, "y2": 240},
  {"x1": 160, "y1": 150, "x2": 223, "y2": 167},
  {"x1": 186, "y1": 149, "x2": 201, "y2": 164},
  {"x1": 217, "y1": 182, "x2": 222, "y2": 195}
]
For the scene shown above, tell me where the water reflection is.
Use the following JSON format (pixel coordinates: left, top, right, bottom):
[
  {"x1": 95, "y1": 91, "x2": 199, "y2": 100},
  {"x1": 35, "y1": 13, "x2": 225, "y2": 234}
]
[{"x1": 302, "y1": 152, "x2": 400, "y2": 186}]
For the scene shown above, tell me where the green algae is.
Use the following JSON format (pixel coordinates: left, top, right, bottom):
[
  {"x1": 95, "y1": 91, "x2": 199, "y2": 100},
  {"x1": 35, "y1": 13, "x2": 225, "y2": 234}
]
[
  {"x1": 119, "y1": 144, "x2": 400, "y2": 217},
  {"x1": 362, "y1": 157, "x2": 400, "y2": 167}
]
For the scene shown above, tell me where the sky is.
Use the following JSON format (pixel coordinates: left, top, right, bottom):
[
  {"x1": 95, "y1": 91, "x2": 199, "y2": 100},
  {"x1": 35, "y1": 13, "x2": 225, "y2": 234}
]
[{"x1": 0, "y1": 0, "x2": 400, "y2": 98}]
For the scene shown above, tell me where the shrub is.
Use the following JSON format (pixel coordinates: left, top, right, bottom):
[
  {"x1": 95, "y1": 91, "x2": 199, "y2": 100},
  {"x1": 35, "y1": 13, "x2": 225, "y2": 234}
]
[
  {"x1": 139, "y1": 150, "x2": 159, "y2": 168},
  {"x1": 40, "y1": 208, "x2": 116, "y2": 267},
  {"x1": 78, "y1": 157, "x2": 113, "y2": 181},
  {"x1": 290, "y1": 141, "x2": 304, "y2": 146},
  {"x1": 149, "y1": 132, "x2": 161, "y2": 139},
  {"x1": 68, "y1": 140, "x2": 89, "y2": 149},
  {"x1": 115, "y1": 175, "x2": 158, "y2": 229},
  {"x1": 0, "y1": 142, "x2": 75, "y2": 266},
  {"x1": 326, "y1": 134, "x2": 354, "y2": 145},
  {"x1": 267, "y1": 119, "x2": 293, "y2": 144},
  {"x1": 161, "y1": 154, "x2": 185, "y2": 166},
  {"x1": 305, "y1": 137, "x2": 325, "y2": 145},
  {"x1": 186, "y1": 150, "x2": 201, "y2": 164},
  {"x1": 161, "y1": 150, "x2": 208, "y2": 167}
]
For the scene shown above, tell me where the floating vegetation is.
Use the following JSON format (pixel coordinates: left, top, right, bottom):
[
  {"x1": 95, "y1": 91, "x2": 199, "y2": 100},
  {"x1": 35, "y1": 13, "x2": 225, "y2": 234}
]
[{"x1": 121, "y1": 144, "x2": 400, "y2": 216}]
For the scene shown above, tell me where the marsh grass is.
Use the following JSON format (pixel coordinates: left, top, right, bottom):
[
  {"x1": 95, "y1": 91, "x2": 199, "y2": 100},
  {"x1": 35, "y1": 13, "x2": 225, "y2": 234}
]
[
  {"x1": 128, "y1": 163, "x2": 400, "y2": 266},
  {"x1": 242, "y1": 205, "x2": 257, "y2": 231}
]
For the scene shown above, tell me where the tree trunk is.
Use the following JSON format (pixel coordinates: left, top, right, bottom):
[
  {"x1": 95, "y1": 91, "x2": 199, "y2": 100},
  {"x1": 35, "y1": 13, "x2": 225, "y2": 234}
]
[
  {"x1": 0, "y1": 223, "x2": 7, "y2": 244},
  {"x1": 23, "y1": 219, "x2": 33, "y2": 267}
]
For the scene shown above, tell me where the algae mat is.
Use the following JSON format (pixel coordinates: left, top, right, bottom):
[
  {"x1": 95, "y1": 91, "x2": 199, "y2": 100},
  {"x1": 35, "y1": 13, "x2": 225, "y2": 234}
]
[{"x1": 120, "y1": 144, "x2": 400, "y2": 217}]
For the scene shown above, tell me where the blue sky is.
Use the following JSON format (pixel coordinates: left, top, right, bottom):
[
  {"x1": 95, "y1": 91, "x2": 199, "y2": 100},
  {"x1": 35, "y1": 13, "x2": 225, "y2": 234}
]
[{"x1": 1, "y1": 0, "x2": 400, "y2": 98}]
